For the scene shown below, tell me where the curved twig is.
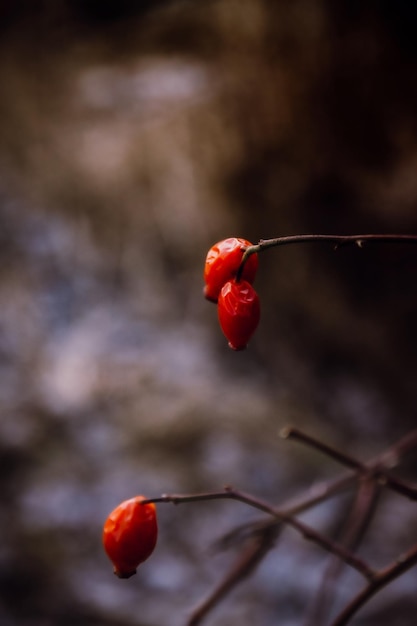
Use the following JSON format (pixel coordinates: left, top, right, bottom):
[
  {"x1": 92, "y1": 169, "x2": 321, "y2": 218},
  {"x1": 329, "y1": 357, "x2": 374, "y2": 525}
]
[
  {"x1": 331, "y1": 543, "x2": 417, "y2": 626},
  {"x1": 187, "y1": 522, "x2": 278, "y2": 626},
  {"x1": 146, "y1": 487, "x2": 374, "y2": 579},
  {"x1": 304, "y1": 477, "x2": 381, "y2": 626},
  {"x1": 281, "y1": 426, "x2": 417, "y2": 501},
  {"x1": 237, "y1": 233, "x2": 417, "y2": 280}
]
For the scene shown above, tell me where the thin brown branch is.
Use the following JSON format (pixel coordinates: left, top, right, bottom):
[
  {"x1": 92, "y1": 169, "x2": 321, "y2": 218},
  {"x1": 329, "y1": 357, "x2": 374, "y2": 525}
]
[
  {"x1": 281, "y1": 426, "x2": 417, "y2": 501},
  {"x1": 187, "y1": 523, "x2": 278, "y2": 626},
  {"x1": 304, "y1": 477, "x2": 381, "y2": 626},
  {"x1": 145, "y1": 487, "x2": 375, "y2": 580},
  {"x1": 213, "y1": 472, "x2": 358, "y2": 552},
  {"x1": 210, "y1": 426, "x2": 417, "y2": 623},
  {"x1": 280, "y1": 426, "x2": 364, "y2": 472},
  {"x1": 377, "y1": 428, "x2": 417, "y2": 464},
  {"x1": 237, "y1": 233, "x2": 417, "y2": 280},
  {"x1": 142, "y1": 427, "x2": 417, "y2": 625},
  {"x1": 331, "y1": 543, "x2": 417, "y2": 626},
  {"x1": 222, "y1": 425, "x2": 417, "y2": 561}
]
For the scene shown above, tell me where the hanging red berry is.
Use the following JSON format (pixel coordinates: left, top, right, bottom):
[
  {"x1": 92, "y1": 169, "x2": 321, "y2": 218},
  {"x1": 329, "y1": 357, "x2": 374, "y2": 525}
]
[
  {"x1": 203, "y1": 237, "x2": 258, "y2": 302},
  {"x1": 217, "y1": 279, "x2": 260, "y2": 350},
  {"x1": 103, "y1": 495, "x2": 158, "y2": 578}
]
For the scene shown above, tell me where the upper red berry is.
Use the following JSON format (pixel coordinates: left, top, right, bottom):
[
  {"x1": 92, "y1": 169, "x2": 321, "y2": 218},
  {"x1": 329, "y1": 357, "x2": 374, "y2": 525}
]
[
  {"x1": 204, "y1": 237, "x2": 258, "y2": 302},
  {"x1": 103, "y1": 495, "x2": 158, "y2": 578},
  {"x1": 217, "y1": 279, "x2": 260, "y2": 350}
]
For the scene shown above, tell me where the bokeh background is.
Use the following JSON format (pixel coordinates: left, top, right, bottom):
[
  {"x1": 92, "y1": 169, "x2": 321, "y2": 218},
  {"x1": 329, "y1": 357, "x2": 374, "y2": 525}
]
[{"x1": 1, "y1": 1, "x2": 417, "y2": 625}]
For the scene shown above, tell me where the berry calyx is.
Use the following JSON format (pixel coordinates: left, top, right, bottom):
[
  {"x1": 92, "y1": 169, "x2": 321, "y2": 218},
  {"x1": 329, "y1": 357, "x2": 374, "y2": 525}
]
[
  {"x1": 204, "y1": 237, "x2": 258, "y2": 303},
  {"x1": 217, "y1": 279, "x2": 260, "y2": 350},
  {"x1": 103, "y1": 495, "x2": 158, "y2": 579}
]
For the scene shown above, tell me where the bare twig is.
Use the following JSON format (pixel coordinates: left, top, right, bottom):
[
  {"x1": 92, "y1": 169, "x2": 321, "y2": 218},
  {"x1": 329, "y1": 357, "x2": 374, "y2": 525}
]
[
  {"x1": 226, "y1": 426, "x2": 417, "y2": 556},
  {"x1": 281, "y1": 426, "x2": 417, "y2": 501},
  {"x1": 331, "y1": 543, "x2": 417, "y2": 626},
  {"x1": 304, "y1": 476, "x2": 381, "y2": 626},
  {"x1": 280, "y1": 426, "x2": 365, "y2": 472},
  {"x1": 141, "y1": 426, "x2": 417, "y2": 625},
  {"x1": 187, "y1": 523, "x2": 278, "y2": 626},
  {"x1": 376, "y1": 428, "x2": 417, "y2": 464},
  {"x1": 237, "y1": 233, "x2": 417, "y2": 280},
  {"x1": 213, "y1": 472, "x2": 357, "y2": 552},
  {"x1": 145, "y1": 487, "x2": 374, "y2": 579}
]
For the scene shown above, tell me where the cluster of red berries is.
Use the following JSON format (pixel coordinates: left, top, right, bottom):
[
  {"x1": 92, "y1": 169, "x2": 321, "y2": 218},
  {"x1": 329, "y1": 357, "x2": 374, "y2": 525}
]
[
  {"x1": 203, "y1": 237, "x2": 260, "y2": 350},
  {"x1": 103, "y1": 496, "x2": 158, "y2": 578}
]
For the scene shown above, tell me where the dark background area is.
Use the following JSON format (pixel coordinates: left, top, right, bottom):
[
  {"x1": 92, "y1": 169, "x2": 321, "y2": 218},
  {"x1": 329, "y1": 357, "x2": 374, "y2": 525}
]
[{"x1": 1, "y1": 1, "x2": 417, "y2": 625}]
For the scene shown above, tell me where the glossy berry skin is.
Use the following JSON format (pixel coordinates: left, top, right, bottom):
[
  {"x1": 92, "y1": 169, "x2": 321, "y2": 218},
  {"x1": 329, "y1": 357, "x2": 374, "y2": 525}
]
[
  {"x1": 218, "y1": 279, "x2": 260, "y2": 350},
  {"x1": 204, "y1": 237, "x2": 258, "y2": 302},
  {"x1": 103, "y1": 495, "x2": 157, "y2": 579}
]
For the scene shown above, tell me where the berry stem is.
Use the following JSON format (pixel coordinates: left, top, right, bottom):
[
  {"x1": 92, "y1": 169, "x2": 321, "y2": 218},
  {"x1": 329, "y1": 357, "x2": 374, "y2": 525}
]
[
  {"x1": 236, "y1": 233, "x2": 417, "y2": 280},
  {"x1": 144, "y1": 486, "x2": 374, "y2": 579}
]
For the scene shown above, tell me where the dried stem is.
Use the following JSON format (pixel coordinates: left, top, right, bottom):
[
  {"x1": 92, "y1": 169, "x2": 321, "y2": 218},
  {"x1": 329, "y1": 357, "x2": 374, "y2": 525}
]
[
  {"x1": 331, "y1": 543, "x2": 417, "y2": 626},
  {"x1": 281, "y1": 426, "x2": 417, "y2": 501},
  {"x1": 214, "y1": 471, "x2": 357, "y2": 552},
  {"x1": 242, "y1": 425, "x2": 417, "y2": 551},
  {"x1": 145, "y1": 487, "x2": 374, "y2": 579},
  {"x1": 304, "y1": 477, "x2": 381, "y2": 626},
  {"x1": 187, "y1": 523, "x2": 278, "y2": 626},
  {"x1": 142, "y1": 425, "x2": 417, "y2": 625},
  {"x1": 280, "y1": 426, "x2": 365, "y2": 472},
  {"x1": 237, "y1": 233, "x2": 417, "y2": 280}
]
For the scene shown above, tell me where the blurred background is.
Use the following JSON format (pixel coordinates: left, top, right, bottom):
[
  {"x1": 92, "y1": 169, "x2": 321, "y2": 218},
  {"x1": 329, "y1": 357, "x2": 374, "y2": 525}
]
[{"x1": 1, "y1": 1, "x2": 417, "y2": 624}]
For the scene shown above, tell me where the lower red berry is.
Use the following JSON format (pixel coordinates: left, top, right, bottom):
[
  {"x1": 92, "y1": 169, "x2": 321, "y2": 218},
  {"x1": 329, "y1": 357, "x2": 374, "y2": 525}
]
[
  {"x1": 103, "y1": 495, "x2": 158, "y2": 578},
  {"x1": 217, "y1": 280, "x2": 260, "y2": 350}
]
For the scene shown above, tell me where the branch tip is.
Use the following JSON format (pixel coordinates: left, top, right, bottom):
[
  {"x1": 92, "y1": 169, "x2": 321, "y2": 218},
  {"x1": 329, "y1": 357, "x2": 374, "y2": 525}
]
[{"x1": 279, "y1": 426, "x2": 293, "y2": 439}]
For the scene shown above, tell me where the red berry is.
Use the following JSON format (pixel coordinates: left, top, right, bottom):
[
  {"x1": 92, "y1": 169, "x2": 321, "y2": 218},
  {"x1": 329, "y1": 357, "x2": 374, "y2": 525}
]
[
  {"x1": 204, "y1": 237, "x2": 258, "y2": 302},
  {"x1": 217, "y1": 280, "x2": 260, "y2": 350},
  {"x1": 103, "y1": 495, "x2": 158, "y2": 578}
]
